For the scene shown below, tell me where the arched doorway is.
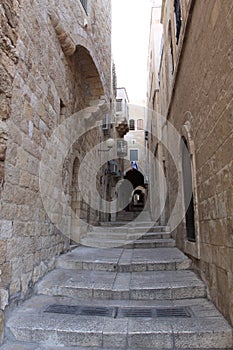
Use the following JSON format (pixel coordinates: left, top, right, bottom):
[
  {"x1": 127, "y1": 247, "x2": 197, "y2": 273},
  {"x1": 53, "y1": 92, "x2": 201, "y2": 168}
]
[
  {"x1": 124, "y1": 167, "x2": 146, "y2": 211},
  {"x1": 181, "y1": 137, "x2": 196, "y2": 242},
  {"x1": 124, "y1": 167, "x2": 145, "y2": 189}
]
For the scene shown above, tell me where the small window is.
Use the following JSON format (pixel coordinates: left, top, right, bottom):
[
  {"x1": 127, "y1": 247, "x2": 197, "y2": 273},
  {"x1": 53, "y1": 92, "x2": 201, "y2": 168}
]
[
  {"x1": 116, "y1": 99, "x2": 122, "y2": 112},
  {"x1": 80, "y1": 0, "x2": 88, "y2": 14},
  {"x1": 129, "y1": 119, "x2": 135, "y2": 130},
  {"x1": 130, "y1": 149, "x2": 138, "y2": 161},
  {"x1": 137, "y1": 119, "x2": 144, "y2": 130}
]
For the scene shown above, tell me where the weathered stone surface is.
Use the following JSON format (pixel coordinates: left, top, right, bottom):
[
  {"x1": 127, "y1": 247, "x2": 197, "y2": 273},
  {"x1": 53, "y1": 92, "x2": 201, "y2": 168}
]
[
  {"x1": 148, "y1": 0, "x2": 233, "y2": 327},
  {"x1": 0, "y1": 311, "x2": 4, "y2": 344},
  {"x1": 2, "y1": 236, "x2": 233, "y2": 349},
  {"x1": 0, "y1": 0, "x2": 112, "y2": 340},
  {"x1": 0, "y1": 289, "x2": 8, "y2": 310}
]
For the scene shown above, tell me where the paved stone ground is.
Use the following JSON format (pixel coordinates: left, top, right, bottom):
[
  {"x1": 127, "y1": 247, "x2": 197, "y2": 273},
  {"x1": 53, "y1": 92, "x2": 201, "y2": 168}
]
[{"x1": 1, "y1": 223, "x2": 232, "y2": 349}]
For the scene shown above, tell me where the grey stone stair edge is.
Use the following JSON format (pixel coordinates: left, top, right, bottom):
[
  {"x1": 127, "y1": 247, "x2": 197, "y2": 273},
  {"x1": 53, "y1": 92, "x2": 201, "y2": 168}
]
[
  {"x1": 56, "y1": 246, "x2": 192, "y2": 272},
  {"x1": 55, "y1": 260, "x2": 190, "y2": 273},
  {"x1": 1, "y1": 346, "x2": 232, "y2": 350},
  {"x1": 79, "y1": 239, "x2": 176, "y2": 249},
  {"x1": 1, "y1": 343, "x2": 232, "y2": 350},
  {"x1": 36, "y1": 268, "x2": 207, "y2": 301},
  {"x1": 83, "y1": 232, "x2": 172, "y2": 240},
  {"x1": 97, "y1": 224, "x2": 170, "y2": 231},
  {"x1": 6, "y1": 312, "x2": 233, "y2": 349}
]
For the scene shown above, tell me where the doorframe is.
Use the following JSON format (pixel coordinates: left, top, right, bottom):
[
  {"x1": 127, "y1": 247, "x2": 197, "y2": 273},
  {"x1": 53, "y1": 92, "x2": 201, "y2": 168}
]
[{"x1": 181, "y1": 121, "x2": 200, "y2": 259}]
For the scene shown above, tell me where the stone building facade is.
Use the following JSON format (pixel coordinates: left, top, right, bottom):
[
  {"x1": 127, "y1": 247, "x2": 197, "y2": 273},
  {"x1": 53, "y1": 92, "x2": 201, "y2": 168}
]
[
  {"x1": 147, "y1": 0, "x2": 233, "y2": 326},
  {"x1": 124, "y1": 104, "x2": 147, "y2": 176},
  {"x1": 0, "y1": 0, "x2": 111, "y2": 342}
]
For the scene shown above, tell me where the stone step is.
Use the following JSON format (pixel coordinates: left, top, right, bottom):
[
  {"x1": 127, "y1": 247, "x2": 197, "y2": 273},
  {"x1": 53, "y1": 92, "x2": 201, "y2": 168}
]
[
  {"x1": 56, "y1": 247, "x2": 191, "y2": 272},
  {"x1": 87, "y1": 226, "x2": 171, "y2": 237},
  {"x1": 80, "y1": 237, "x2": 175, "y2": 249},
  {"x1": 5, "y1": 296, "x2": 233, "y2": 349},
  {"x1": 99, "y1": 223, "x2": 170, "y2": 233},
  {"x1": 85, "y1": 230, "x2": 171, "y2": 240},
  {"x1": 115, "y1": 211, "x2": 151, "y2": 221},
  {"x1": 37, "y1": 268, "x2": 206, "y2": 300},
  {"x1": 1, "y1": 345, "x2": 232, "y2": 350}
]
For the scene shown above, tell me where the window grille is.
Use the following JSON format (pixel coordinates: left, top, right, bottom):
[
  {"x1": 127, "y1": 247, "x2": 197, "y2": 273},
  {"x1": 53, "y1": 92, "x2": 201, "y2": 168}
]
[{"x1": 80, "y1": 0, "x2": 88, "y2": 14}]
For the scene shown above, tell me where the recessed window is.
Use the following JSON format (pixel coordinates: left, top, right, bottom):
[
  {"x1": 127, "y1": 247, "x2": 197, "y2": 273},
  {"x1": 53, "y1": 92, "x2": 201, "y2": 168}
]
[
  {"x1": 130, "y1": 149, "x2": 138, "y2": 161},
  {"x1": 129, "y1": 119, "x2": 135, "y2": 130},
  {"x1": 116, "y1": 99, "x2": 122, "y2": 112},
  {"x1": 137, "y1": 119, "x2": 144, "y2": 130}
]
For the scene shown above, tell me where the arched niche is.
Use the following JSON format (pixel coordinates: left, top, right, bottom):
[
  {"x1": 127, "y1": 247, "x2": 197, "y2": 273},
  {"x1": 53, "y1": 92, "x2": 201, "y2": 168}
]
[{"x1": 72, "y1": 45, "x2": 104, "y2": 107}]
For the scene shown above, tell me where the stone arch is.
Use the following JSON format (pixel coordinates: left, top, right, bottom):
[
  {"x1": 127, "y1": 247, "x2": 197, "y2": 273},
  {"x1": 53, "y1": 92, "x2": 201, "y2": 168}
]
[
  {"x1": 181, "y1": 121, "x2": 200, "y2": 259},
  {"x1": 74, "y1": 45, "x2": 104, "y2": 106},
  {"x1": 49, "y1": 11, "x2": 108, "y2": 104},
  {"x1": 124, "y1": 168, "x2": 145, "y2": 189},
  {"x1": 72, "y1": 34, "x2": 109, "y2": 101}
]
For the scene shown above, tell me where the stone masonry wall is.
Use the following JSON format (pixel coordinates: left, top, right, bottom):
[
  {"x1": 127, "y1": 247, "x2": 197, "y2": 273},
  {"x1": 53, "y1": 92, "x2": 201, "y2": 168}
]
[
  {"x1": 0, "y1": 0, "x2": 21, "y2": 342},
  {"x1": 0, "y1": 0, "x2": 111, "y2": 341},
  {"x1": 164, "y1": 1, "x2": 233, "y2": 325}
]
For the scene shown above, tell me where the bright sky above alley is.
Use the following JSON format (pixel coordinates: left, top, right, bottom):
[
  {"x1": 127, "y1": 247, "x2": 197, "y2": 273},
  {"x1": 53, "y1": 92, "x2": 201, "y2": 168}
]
[{"x1": 112, "y1": 0, "x2": 162, "y2": 105}]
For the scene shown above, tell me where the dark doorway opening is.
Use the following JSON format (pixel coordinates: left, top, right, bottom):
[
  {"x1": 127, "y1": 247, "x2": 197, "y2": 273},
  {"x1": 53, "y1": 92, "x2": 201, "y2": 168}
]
[
  {"x1": 124, "y1": 168, "x2": 144, "y2": 189},
  {"x1": 182, "y1": 137, "x2": 196, "y2": 242}
]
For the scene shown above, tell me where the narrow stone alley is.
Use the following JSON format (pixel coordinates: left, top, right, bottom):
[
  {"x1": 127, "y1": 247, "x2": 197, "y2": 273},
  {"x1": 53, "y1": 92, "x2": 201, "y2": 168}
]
[
  {"x1": 1, "y1": 216, "x2": 232, "y2": 349},
  {"x1": 0, "y1": 0, "x2": 232, "y2": 349}
]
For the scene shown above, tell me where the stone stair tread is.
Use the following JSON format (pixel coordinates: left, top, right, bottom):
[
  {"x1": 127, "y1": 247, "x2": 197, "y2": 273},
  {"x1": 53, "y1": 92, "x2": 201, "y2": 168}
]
[
  {"x1": 84, "y1": 231, "x2": 171, "y2": 239},
  {"x1": 37, "y1": 268, "x2": 206, "y2": 300},
  {"x1": 125, "y1": 238, "x2": 175, "y2": 248},
  {"x1": 1, "y1": 346, "x2": 232, "y2": 350},
  {"x1": 2, "y1": 220, "x2": 232, "y2": 349},
  {"x1": 96, "y1": 224, "x2": 170, "y2": 231},
  {"x1": 6, "y1": 296, "x2": 233, "y2": 349},
  {"x1": 1, "y1": 345, "x2": 232, "y2": 350},
  {"x1": 80, "y1": 238, "x2": 175, "y2": 249},
  {"x1": 5, "y1": 294, "x2": 226, "y2": 315},
  {"x1": 56, "y1": 246, "x2": 191, "y2": 271}
]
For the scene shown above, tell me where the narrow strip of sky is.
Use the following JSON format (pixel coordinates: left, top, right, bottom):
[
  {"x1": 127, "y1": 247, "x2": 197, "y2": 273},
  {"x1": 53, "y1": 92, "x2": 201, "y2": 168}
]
[{"x1": 112, "y1": 0, "x2": 152, "y2": 105}]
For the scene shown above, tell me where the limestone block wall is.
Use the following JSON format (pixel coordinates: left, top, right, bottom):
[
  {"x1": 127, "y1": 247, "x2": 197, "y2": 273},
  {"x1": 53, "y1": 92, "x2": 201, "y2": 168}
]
[
  {"x1": 160, "y1": 1, "x2": 233, "y2": 325},
  {"x1": 0, "y1": 0, "x2": 111, "y2": 339},
  {"x1": 0, "y1": 0, "x2": 21, "y2": 341}
]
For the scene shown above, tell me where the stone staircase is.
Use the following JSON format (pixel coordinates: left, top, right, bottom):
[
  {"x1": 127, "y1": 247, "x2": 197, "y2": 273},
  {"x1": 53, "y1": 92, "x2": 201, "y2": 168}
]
[
  {"x1": 80, "y1": 223, "x2": 174, "y2": 249},
  {"x1": 1, "y1": 220, "x2": 233, "y2": 350}
]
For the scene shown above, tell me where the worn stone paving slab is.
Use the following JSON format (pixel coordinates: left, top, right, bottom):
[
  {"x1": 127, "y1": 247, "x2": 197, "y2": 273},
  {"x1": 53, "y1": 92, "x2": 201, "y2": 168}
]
[
  {"x1": 6, "y1": 311, "x2": 233, "y2": 349},
  {"x1": 172, "y1": 317, "x2": 233, "y2": 348},
  {"x1": 8, "y1": 314, "x2": 105, "y2": 347},
  {"x1": 37, "y1": 268, "x2": 206, "y2": 300},
  {"x1": 127, "y1": 318, "x2": 173, "y2": 348},
  {"x1": 56, "y1": 247, "x2": 191, "y2": 272},
  {"x1": 3, "y1": 295, "x2": 233, "y2": 349}
]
